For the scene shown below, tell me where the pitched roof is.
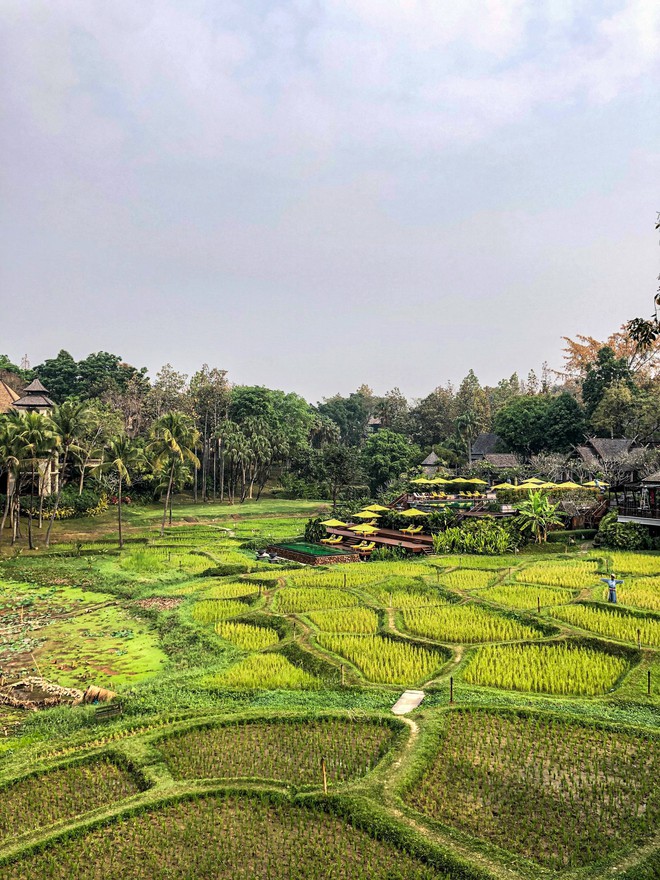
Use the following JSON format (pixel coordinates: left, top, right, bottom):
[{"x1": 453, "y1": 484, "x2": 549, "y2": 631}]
[
  {"x1": 0, "y1": 380, "x2": 20, "y2": 413},
  {"x1": 12, "y1": 393, "x2": 55, "y2": 410},
  {"x1": 22, "y1": 378, "x2": 49, "y2": 393},
  {"x1": 421, "y1": 451, "x2": 440, "y2": 466},
  {"x1": 641, "y1": 471, "x2": 660, "y2": 484},
  {"x1": 575, "y1": 445, "x2": 599, "y2": 465},
  {"x1": 472, "y1": 433, "x2": 502, "y2": 455},
  {"x1": 483, "y1": 453, "x2": 519, "y2": 468},
  {"x1": 588, "y1": 437, "x2": 633, "y2": 459}
]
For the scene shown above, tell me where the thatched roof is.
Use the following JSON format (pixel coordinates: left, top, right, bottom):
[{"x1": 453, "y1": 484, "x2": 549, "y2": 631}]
[
  {"x1": 0, "y1": 380, "x2": 20, "y2": 414},
  {"x1": 11, "y1": 376, "x2": 55, "y2": 410},
  {"x1": 575, "y1": 445, "x2": 599, "y2": 465},
  {"x1": 483, "y1": 453, "x2": 519, "y2": 468},
  {"x1": 641, "y1": 471, "x2": 660, "y2": 485},
  {"x1": 421, "y1": 451, "x2": 440, "y2": 466},
  {"x1": 22, "y1": 378, "x2": 49, "y2": 393},
  {"x1": 588, "y1": 437, "x2": 633, "y2": 459},
  {"x1": 472, "y1": 433, "x2": 502, "y2": 456}
]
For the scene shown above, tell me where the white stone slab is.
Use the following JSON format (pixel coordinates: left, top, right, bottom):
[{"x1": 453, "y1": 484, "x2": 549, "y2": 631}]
[{"x1": 391, "y1": 689, "x2": 425, "y2": 715}]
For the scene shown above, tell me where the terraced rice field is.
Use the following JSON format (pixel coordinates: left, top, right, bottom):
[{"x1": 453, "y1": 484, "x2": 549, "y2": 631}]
[
  {"x1": 437, "y1": 569, "x2": 494, "y2": 590},
  {"x1": 515, "y1": 561, "x2": 599, "y2": 588},
  {"x1": 462, "y1": 641, "x2": 630, "y2": 695},
  {"x1": 613, "y1": 577, "x2": 660, "y2": 611},
  {"x1": 401, "y1": 604, "x2": 545, "y2": 644},
  {"x1": 306, "y1": 607, "x2": 379, "y2": 633},
  {"x1": 273, "y1": 588, "x2": 360, "y2": 613},
  {"x1": 0, "y1": 759, "x2": 141, "y2": 843},
  {"x1": 406, "y1": 710, "x2": 660, "y2": 869},
  {"x1": 215, "y1": 620, "x2": 280, "y2": 650},
  {"x1": 212, "y1": 653, "x2": 322, "y2": 689},
  {"x1": 550, "y1": 603, "x2": 660, "y2": 647},
  {"x1": 476, "y1": 583, "x2": 575, "y2": 609},
  {"x1": 317, "y1": 634, "x2": 446, "y2": 685},
  {"x1": 158, "y1": 718, "x2": 396, "y2": 784},
  {"x1": 1, "y1": 795, "x2": 446, "y2": 880}
]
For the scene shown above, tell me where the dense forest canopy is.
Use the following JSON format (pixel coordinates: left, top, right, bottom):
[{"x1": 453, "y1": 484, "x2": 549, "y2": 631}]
[{"x1": 2, "y1": 322, "x2": 660, "y2": 521}]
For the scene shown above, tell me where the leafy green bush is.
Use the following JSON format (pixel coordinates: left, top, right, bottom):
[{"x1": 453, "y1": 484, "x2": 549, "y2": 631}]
[
  {"x1": 432, "y1": 519, "x2": 515, "y2": 555},
  {"x1": 547, "y1": 529, "x2": 597, "y2": 543},
  {"x1": 595, "y1": 513, "x2": 650, "y2": 550}
]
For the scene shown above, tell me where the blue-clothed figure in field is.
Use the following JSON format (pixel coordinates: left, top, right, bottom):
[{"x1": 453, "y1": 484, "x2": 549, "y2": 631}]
[{"x1": 601, "y1": 573, "x2": 623, "y2": 604}]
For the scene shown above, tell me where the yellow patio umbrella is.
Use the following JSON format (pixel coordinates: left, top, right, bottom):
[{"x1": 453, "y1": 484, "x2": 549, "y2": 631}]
[
  {"x1": 353, "y1": 510, "x2": 381, "y2": 519},
  {"x1": 584, "y1": 480, "x2": 609, "y2": 488},
  {"x1": 411, "y1": 477, "x2": 434, "y2": 484},
  {"x1": 556, "y1": 481, "x2": 583, "y2": 490},
  {"x1": 348, "y1": 523, "x2": 379, "y2": 534},
  {"x1": 525, "y1": 478, "x2": 545, "y2": 484},
  {"x1": 321, "y1": 518, "x2": 347, "y2": 527},
  {"x1": 492, "y1": 482, "x2": 513, "y2": 490},
  {"x1": 400, "y1": 507, "x2": 429, "y2": 517},
  {"x1": 431, "y1": 477, "x2": 449, "y2": 484},
  {"x1": 466, "y1": 478, "x2": 488, "y2": 485},
  {"x1": 537, "y1": 482, "x2": 558, "y2": 489},
  {"x1": 363, "y1": 504, "x2": 390, "y2": 511}
]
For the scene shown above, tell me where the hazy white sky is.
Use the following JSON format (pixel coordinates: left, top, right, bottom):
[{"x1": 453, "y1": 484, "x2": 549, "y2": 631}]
[{"x1": 1, "y1": 0, "x2": 658, "y2": 402}]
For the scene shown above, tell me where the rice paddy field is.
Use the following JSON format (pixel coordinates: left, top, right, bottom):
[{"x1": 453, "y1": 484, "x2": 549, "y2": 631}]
[{"x1": 0, "y1": 497, "x2": 659, "y2": 880}]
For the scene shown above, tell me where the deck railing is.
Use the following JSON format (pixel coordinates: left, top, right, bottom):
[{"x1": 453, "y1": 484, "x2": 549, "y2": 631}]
[{"x1": 617, "y1": 504, "x2": 660, "y2": 520}]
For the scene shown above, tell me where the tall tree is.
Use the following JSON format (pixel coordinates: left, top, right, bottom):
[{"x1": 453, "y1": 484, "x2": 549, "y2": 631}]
[
  {"x1": 581, "y1": 347, "x2": 635, "y2": 417},
  {"x1": 410, "y1": 385, "x2": 455, "y2": 447},
  {"x1": 14, "y1": 412, "x2": 58, "y2": 549},
  {"x1": 362, "y1": 429, "x2": 419, "y2": 494},
  {"x1": 148, "y1": 413, "x2": 200, "y2": 536},
  {"x1": 45, "y1": 400, "x2": 90, "y2": 546},
  {"x1": 94, "y1": 436, "x2": 143, "y2": 548}
]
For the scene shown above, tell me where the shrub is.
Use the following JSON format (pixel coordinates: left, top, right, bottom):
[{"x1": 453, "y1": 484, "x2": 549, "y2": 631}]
[
  {"x1": 432, "y1": 519, "x2": 514, "y2": 555},
  {"x1": 596, "y1": 512, "x2": 650, "y2": 550}
]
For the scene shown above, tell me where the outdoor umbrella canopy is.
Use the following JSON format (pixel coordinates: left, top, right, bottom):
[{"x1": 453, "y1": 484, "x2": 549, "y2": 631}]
[
  {"x1": 353, "y1": 510, "x2": 381, "y2": 519},
  {"x1": 524, "y1": 478, "x2": 545, "y2": 484},
  {"x1": 321, "y1": 519, "x2": 347, "y2": 527},
  {"x1": 411, "y1": 478, "x2": 434, "y2": 484},
  {"x1": 431, "y1": 477, "x2": 449, "y2": 484},
  {"x1": 584, "y1": 480, "x2": 609, "y2": 488},
  {"x1": 348, "y1": 524, "x2": 379, "y2": 534},
  {"x1": 492, "y1": 483, "x2": 513, "y2": 490},
  {"x1": 557, "y1": 481, "x2": 583, "y2": 490},
  {"x1": 400, "y1": 508, "x2": 429, "y2": 517},
  {"x1": 466, "y1": 478, "x2": 488, "y2": 485},
  {"x1": 537, "y1": 482, "x2": 558, "y2": 489},
  {"x1": 363, "y1": 504, "x2": 390, "y2": 511}
]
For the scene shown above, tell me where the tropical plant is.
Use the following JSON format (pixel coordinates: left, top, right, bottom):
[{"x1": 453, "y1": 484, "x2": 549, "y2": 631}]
[
  {"x1": 93, "y1": 435, "x2": 143, "y2": 547},
  {"x1": 515, "y1": 490, "x2": 563, "y2": 543},
  {"x1": 45, "y1": 400, "x2": 90, "y2": 546},
  {"x1": 148, "y1": 413, "x2": 200, "y2": 536}
]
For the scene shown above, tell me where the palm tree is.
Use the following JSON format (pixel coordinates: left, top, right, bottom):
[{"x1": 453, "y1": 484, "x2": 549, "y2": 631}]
[
  {"x1": 515, "y1": 490, "x2": 564, "y2": 544},
  {"x1": 13, "y1": 412, "x2": 58, "y2": 550},
  {"x1": 148, "y1": 413, "x2": 200, "y2": 536},
  {"x1": 45, "y1": 400, "x2": 90, "y2": 547},
  {"x1": 0, "y1": 416, "x2": 22, "y2": 545},
  {"x1": 94, "y1": 436, "x2": 142, "y2": 548}
]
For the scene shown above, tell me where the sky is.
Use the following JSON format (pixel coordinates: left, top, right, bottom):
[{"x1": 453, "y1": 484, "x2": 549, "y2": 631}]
[{"x1": 1, "y1": 0, "x2": 659, "y2": 404}]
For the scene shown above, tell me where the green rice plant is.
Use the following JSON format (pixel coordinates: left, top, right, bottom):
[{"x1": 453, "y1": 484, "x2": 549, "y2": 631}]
[
  {"x1": 192, "y1": 599, "x2": 248, "y2": 624},
  {"x1": 463, "y1": 642, "x2": 629, "y2": 695},
  {"x1": 273, "y1": 588, "x2": 360, "y2": 613},
  {"x1": 202, "y1": 581, "x2": 259, "y2": 600},
  {"x1": 158, "y1": 718, "x2": 395, "y2": 785},
  {"x1": 286, "y1": 569, "x2": 377, "y2": 588},
  {"x1": 307, "y1": 608, "x2": 379, "y2": 633},
  {"x1": 437, "y1": 569, "x2": 495, "y2": 590},
  {"x1": 401, "y1": 604, "x2": 544, "y2": 643},
  {"x1": 477, "y1": 584, "x2": 575, "y2": 610},
  {"x1": 550, "y1": 603, "x2": 660, "y2": 646},
  {"x1": 317, "y1": 634, "x2": 444, "y2": 685},
  {"x1": 515, "y1": 560, "x2": 599, "y2": 588},
  {"x1": 607, "y1": 552, "x2": 660, "y2": 576},
  {"x1": 372, "y1": 588, "x2": 450, "y2": 609},
  {"x1": 213, "y1": 653, "x2": 321, "y2": 689},
  {"x1": 2, "y1": 794, "x2": 444, "y2": 879},
  {"x1": 0, "y1": 758, "x2": 140, "y2": 844},
  {"x1": 432, "y1": 555, "x2": 521, "y2": 570},
  {"x1": 613, "y1": 577, "x2": 660, "y2": 611},
  {"x1": 406, "y1": 709, "x2": 660, "y2": 870},
  {"x1": 215, "y1": 621, "x2": 280, "y2": 650}
]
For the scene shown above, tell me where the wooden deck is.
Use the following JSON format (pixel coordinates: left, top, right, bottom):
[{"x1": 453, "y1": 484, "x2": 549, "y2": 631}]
[{"x1": 326, "y1": 527, "x2": 432, "y2": 554}]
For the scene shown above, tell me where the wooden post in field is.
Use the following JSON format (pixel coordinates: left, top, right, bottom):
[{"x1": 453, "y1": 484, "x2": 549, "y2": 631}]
[
  {"x1": 537, "y1": 596, "x2": 541, "y2": 614},
  {"x1": 340, "y1": 664, "x2": 345, "y2": 686},
  {"x1": 31, "y1": 652, "x2": 42, "y2": 679},
  {"x1": 450, "y1": 676, "x2": 454, "y2": 704},
  {"x1": 637, "y1": 628, "x2": 641, "y2": 650},
  {"x1": 321, "y1": 757, "x2": 328, "y2": 794},
  {"x1": 293, "y1": 620, "x2": 296, "y2": 638},
  {"x1": 343, "y1": 573, "x2": 347, "y2": 589},
  {"x1": 648, "y1": 670, "x2": 652, "y2": 696}
]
